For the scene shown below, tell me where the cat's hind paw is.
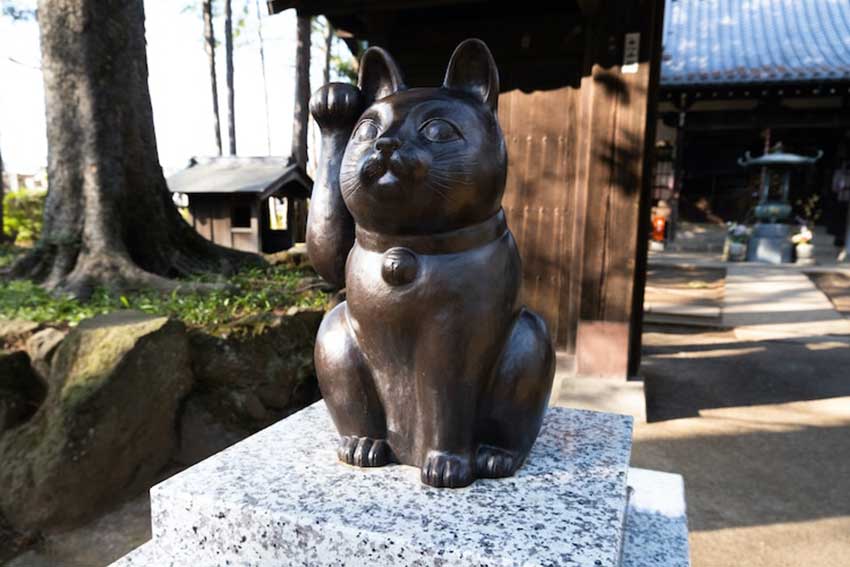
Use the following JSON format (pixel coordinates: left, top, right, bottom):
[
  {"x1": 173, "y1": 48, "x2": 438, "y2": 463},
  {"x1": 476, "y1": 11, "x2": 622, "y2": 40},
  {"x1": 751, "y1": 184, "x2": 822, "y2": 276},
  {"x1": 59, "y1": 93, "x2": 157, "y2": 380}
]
[
  {"x1": 337, "y1": 436, "x2": 391, "y2": 467},
  {"x1": 475, "y1": 445, "x2": 521, "y2": 478},
  {"x1": 421, "y1": 450, "x2": 474, "y2": 488}
]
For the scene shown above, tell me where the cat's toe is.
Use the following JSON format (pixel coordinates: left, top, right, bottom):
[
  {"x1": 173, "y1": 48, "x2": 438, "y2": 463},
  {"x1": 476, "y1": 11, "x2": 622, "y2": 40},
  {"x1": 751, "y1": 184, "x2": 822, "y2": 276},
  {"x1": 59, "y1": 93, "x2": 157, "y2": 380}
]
[
  {"x1": 337, "y1": 436, "x2": 391, "y2": 467},
  {"x1": 475, "y1": 445, "x2": 520, "y2": 478},
  {"x1": 366, "y1": 438, "x2": 391, "y2": 466},
  {"x1": 421, "y1": 450, "x2": 474, "y2": 488}
]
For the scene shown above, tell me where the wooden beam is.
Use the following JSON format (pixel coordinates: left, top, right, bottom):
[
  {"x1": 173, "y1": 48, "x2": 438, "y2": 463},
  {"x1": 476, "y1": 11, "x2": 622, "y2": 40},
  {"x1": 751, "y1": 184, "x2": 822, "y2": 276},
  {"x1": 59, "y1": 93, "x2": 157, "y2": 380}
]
[
  {"x1": 268, "y1": 0, "x2": 487, "y2": 16},
  {"x1": 679, "y1": 108, "x2": 850, "y2": 132}
]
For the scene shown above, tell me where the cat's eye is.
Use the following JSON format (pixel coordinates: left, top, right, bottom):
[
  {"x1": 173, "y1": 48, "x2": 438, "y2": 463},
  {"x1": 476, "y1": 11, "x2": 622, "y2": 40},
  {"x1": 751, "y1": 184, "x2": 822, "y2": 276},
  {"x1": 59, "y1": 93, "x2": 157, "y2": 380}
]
[
  {"x1": 353, "y1": 120, "x2": 379, "y2": 142},
  {"x1": 420, "y1": 118, "x2": 461, "y2": 143}
]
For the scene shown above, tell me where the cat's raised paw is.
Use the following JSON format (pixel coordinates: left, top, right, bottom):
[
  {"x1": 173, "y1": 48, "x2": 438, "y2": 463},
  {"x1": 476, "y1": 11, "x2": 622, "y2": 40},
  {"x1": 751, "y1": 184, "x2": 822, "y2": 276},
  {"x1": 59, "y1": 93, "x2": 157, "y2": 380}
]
[
  {"x1": 337, "y1": 436, "x2": 391, "y2": 467},
  {"x1": 309, "y1": 83, "x2": 363, "y2": 130},
  {"x1": 421, "y1": 450, "x2": 474, "y2": 488},
  {"x1": 475, "y1": 445, "x2": 520, "y2": 478}
]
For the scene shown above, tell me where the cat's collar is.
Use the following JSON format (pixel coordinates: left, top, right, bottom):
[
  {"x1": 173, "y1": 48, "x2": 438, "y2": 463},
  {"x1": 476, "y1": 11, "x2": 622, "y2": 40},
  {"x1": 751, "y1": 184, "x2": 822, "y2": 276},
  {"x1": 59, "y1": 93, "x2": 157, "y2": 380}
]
[{"x1": 355, "y1": 210, "x2": 508, "y2": 255}]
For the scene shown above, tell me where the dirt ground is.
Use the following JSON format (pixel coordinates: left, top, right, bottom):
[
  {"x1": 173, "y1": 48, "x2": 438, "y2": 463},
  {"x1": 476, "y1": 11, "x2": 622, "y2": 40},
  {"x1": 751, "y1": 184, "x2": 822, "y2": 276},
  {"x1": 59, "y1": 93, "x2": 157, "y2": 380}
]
[
  {"x1": 638, "y1": 323, "x2": 850, "y2": 567},
  {"x1": 3, "y1": 494, "x2": 151, "y2": 567}
]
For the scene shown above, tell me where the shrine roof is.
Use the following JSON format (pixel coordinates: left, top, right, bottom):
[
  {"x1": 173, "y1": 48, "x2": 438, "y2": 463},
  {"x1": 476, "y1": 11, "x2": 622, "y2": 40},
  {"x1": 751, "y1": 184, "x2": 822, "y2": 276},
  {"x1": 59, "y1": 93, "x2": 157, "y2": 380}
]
[
  {"x1": 166, "y1": 156, "x2": 311, "y2": 199},
  {"x1": 662, "y1": 0, "x2": 850, "y2": 86}
]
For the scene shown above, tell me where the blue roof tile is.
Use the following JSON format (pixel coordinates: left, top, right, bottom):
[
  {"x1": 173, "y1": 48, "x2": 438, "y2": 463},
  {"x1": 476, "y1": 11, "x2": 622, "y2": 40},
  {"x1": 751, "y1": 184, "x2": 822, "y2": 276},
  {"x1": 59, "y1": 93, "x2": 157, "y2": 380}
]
[{"x1": 661, "y1": 0, "x2": 850, "y2": 86}]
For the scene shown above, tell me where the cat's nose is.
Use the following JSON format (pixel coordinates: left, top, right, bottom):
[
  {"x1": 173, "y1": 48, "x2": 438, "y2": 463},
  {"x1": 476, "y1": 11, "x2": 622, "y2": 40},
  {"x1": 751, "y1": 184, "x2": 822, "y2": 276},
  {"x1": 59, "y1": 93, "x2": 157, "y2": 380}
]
[{"x1": 375, "y1": 137, "x2": 401, "y2": 156}]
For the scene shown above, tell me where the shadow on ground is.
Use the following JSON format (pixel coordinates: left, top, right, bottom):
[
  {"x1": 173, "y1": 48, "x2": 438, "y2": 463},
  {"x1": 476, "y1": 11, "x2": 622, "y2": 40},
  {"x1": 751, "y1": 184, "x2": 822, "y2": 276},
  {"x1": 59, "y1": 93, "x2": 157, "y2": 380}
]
[
  {"x1": 633, "y1": 417, "x2": 850, "y2": 530},
  {"x1": 636, "y1": 322, "x2": 850, "y2": 566},
  {"x1": 641, "y1": 324, "x2": 850, "y2": 421}
]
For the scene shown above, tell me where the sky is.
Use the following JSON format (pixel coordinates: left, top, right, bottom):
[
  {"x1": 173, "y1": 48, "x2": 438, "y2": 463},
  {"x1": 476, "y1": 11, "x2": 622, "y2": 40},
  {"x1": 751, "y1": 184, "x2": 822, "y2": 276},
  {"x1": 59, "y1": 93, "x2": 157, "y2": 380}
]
[{"x1": 0, "y1": 0, "x2": 348, "y2": 175}]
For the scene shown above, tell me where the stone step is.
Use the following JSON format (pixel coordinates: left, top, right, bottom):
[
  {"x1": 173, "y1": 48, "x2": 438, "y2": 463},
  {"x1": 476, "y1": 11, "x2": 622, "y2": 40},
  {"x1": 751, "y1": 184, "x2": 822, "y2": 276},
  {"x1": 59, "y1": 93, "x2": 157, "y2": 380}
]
[
  {"x1": 114, "y1": 401, "x2": 635, "y2": 566},
  {"x1": 113, "y1": 465, "x2": 691, "y2": 567},
  {"x1": 623, "y1": 468, "x2": 690, "y2": 567}
]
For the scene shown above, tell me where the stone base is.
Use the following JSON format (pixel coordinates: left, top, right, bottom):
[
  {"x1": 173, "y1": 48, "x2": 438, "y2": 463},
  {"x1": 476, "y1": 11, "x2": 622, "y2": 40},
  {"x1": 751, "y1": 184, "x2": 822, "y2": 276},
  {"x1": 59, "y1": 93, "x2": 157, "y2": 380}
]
[
  {"x1": 747, "y1": 223, "x2": 793, "y2": 264},
  {"x1": 576, "y1": 320, "x2": 630, "y2": 378},
  {"x1": 111, "y1": 402, "x2": 690, "y2": 566},
  {"x1": 623, "y1": 468, "x2": 690, "y2": 567}
]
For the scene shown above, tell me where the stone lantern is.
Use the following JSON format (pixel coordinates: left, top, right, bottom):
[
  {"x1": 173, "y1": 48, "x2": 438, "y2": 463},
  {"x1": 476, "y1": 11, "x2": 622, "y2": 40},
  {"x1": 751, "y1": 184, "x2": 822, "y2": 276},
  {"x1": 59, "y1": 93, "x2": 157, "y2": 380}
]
[{"x1": 738, "y1": 149, "x2": 822, "y2": 263}]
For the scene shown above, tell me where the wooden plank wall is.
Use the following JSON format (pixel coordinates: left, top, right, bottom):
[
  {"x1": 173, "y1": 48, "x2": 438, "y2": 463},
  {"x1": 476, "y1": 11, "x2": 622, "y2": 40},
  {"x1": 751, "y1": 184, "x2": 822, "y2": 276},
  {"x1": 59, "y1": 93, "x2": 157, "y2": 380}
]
[
  {"x1": 499, "y1": 0, "x2": 665, "y2": 378},
  {"x1": 499, "y1": 88, "x2": 580, "y2": 351}
]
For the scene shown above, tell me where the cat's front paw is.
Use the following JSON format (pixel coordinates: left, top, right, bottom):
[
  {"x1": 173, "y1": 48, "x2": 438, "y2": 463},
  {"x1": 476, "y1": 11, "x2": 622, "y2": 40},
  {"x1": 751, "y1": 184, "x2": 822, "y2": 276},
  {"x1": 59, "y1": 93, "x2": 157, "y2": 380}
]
[
  {"x1": 421, "y1": 450, "x2": 474, "y2": 488},
  {"x1": 337, "y1": 435, "x2": 391, "y2": 467},
  {"x1": 475, "y1": 445, "x2": 520, "y2": 478}
]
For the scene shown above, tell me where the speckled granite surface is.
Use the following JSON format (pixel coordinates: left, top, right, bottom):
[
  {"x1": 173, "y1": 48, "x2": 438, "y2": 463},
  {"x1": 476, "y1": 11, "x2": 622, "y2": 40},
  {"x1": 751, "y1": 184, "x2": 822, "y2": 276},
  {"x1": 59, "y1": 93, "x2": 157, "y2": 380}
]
[
  {"x1": 113, "y1": 465, "x2": 692, "y2": 567},
  {"x1": 623, "y1": 468, "x2": 691, "y2": 567},
  {"x1": 114, "y1": 401, "x2": 634, "y2": 567},
  {"x1": 113, "y1": 466, "x2": 693, "y2": 567}
]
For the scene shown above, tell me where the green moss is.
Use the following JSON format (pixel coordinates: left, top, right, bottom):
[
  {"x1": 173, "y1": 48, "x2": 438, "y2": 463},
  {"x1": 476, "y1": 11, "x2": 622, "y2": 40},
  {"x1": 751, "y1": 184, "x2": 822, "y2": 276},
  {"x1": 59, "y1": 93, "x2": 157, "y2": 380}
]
[
  {"x1": 59, "y1": 317, "x2": 168, "y2": 406},
  {"x1": 0, "y1": 265, "x2": 330, "y2": 335}
]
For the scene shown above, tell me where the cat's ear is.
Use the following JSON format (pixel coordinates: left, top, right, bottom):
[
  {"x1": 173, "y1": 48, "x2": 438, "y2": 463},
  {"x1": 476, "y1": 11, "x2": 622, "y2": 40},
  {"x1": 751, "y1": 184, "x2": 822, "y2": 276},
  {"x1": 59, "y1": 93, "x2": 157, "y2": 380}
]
[
  {"x1": 358, "y1": 47, "x2": 406, "y2": 105},
  {"x1": 443, "y1": 38, "x2": 499, "y2": 112}
]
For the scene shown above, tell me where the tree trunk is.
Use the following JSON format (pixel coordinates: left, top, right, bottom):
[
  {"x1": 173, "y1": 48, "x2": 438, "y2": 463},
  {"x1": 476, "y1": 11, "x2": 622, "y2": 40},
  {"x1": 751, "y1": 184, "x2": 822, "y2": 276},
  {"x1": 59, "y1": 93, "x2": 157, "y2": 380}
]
[
  {"x1": 0, "y1": 138, "x2": 5, "y2": 240},
  {"x1": 224, "y1": 0, "x2": 236, "y2": 155},
  {"x1": 323, "y1": 19, "x2": 332, "y2": 85},
  {"x1": 10, "y1": 0, "x2": 261, "y2": 297},
  {"x1": 290, "y1": 12, "x2": 311, "y2": 242},
  {"x1": 255, "y1": 0, "x2": 271, "y2": 154},
  {"x1": 203, "y1": 0, "x2": 222, "y2": 156}
]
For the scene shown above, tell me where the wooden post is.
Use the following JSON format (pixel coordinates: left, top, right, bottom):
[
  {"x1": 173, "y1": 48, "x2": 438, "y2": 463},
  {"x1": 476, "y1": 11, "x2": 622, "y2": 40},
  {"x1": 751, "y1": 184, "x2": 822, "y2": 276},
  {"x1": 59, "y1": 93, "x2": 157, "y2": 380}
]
[
  {"x1": 669, "y1": 107, "x2": 686, "y2": 242},
  {"x1": 574, "y1": 0, "x2": 665, "y2": 378},
  {"x1": 627, "y1": 0, "x2": 666, "y2": 378}
]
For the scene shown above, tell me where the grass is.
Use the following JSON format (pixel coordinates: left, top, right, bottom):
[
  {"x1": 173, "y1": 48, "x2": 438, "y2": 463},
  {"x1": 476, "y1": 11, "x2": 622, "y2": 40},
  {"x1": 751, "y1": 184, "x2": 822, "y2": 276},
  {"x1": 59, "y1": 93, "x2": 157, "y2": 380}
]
[{"x1": 0, "y1": 263, "x2": 329, "y2": 335}]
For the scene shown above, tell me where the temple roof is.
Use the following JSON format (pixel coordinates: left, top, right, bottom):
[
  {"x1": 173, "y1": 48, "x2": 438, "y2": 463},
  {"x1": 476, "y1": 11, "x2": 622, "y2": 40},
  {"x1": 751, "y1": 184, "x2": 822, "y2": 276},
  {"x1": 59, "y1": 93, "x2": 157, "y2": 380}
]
[{"x1": 662, "y1": 0, "x2": 850, "y2": 86}]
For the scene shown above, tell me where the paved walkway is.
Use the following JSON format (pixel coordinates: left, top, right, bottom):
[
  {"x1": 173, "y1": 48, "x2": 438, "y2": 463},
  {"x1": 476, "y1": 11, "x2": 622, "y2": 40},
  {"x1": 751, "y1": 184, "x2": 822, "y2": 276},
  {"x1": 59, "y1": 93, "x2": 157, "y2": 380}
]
[
  {"x1": 724, "y1": 264, "x2": 850, "y2": 341},
  {"x1": 555, "y1": 246, "x2": 850, "y2": 567}
]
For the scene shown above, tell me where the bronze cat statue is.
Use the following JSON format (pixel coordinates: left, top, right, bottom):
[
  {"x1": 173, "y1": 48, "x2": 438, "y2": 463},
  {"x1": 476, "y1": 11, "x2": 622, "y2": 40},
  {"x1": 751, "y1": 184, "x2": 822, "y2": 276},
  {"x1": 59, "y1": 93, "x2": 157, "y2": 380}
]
[{"x1": 307, "y1": 39, "x2": 555, "y2": 488}]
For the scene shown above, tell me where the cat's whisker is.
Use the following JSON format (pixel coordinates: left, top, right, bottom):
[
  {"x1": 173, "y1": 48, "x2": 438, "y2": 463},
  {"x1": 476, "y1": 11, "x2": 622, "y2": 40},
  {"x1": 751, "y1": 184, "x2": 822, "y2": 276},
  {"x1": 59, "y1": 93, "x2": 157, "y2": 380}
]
[
  {"x1": 428, "y1": 170, "x2": 476, "y2": 187},
  {"x1": 425, "y1": 180, "x2": 461, "y2": 204}
]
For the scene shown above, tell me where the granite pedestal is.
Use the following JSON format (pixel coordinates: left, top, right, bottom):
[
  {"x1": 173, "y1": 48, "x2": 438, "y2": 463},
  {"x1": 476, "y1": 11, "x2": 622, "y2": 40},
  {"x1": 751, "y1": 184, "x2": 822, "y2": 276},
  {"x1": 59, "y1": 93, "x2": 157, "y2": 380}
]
[{"x1": 111, "y1": 402, "x2": 690, "y2": 566}]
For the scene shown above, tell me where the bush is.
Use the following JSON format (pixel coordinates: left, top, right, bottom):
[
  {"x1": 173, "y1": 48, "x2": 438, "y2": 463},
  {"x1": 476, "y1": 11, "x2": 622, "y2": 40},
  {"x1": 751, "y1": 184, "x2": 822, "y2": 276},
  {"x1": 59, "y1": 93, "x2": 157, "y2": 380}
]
[{"x1": 4, "y1": 189, "x2": 46, "y2": 244}]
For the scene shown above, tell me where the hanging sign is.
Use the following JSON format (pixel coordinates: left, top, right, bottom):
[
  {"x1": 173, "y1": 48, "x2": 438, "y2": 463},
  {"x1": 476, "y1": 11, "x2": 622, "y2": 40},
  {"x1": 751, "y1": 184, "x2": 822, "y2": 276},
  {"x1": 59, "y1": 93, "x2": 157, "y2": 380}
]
[{"x1": 623, "y1": 32, "x2": 640, "y2": 74}]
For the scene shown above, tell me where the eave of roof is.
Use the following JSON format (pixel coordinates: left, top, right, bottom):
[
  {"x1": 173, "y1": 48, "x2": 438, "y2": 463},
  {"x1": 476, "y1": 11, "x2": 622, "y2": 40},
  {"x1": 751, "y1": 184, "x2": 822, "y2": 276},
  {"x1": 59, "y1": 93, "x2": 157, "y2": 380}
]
[
  {"x1": 661, "y1": 0, "x2": 850, "y2": 88},
  {"x1": 266, "y1": 0, "x2": 596, "y2": 16}
]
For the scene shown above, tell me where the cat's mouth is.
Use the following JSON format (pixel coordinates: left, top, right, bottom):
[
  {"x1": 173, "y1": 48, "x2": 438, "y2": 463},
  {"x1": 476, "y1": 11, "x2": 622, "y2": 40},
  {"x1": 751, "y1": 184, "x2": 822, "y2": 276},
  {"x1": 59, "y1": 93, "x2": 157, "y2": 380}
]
[{"x1": 360, "y1": 152, "x2": 412, "y2": 190}]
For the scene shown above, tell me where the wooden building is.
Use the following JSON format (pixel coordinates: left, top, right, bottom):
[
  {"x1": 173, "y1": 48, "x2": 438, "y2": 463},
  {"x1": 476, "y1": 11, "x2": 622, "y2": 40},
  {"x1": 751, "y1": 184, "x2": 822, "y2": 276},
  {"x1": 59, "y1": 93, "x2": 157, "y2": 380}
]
[
  {"x1": 167, "y1": 156, "x2": 312, "y2": 254},
  {"x1": 657, "y1": 0, "x2": 850, "y2": 251},
  {"x1": 268, "y1": 0, "x2": 666, "y2": 378}
]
